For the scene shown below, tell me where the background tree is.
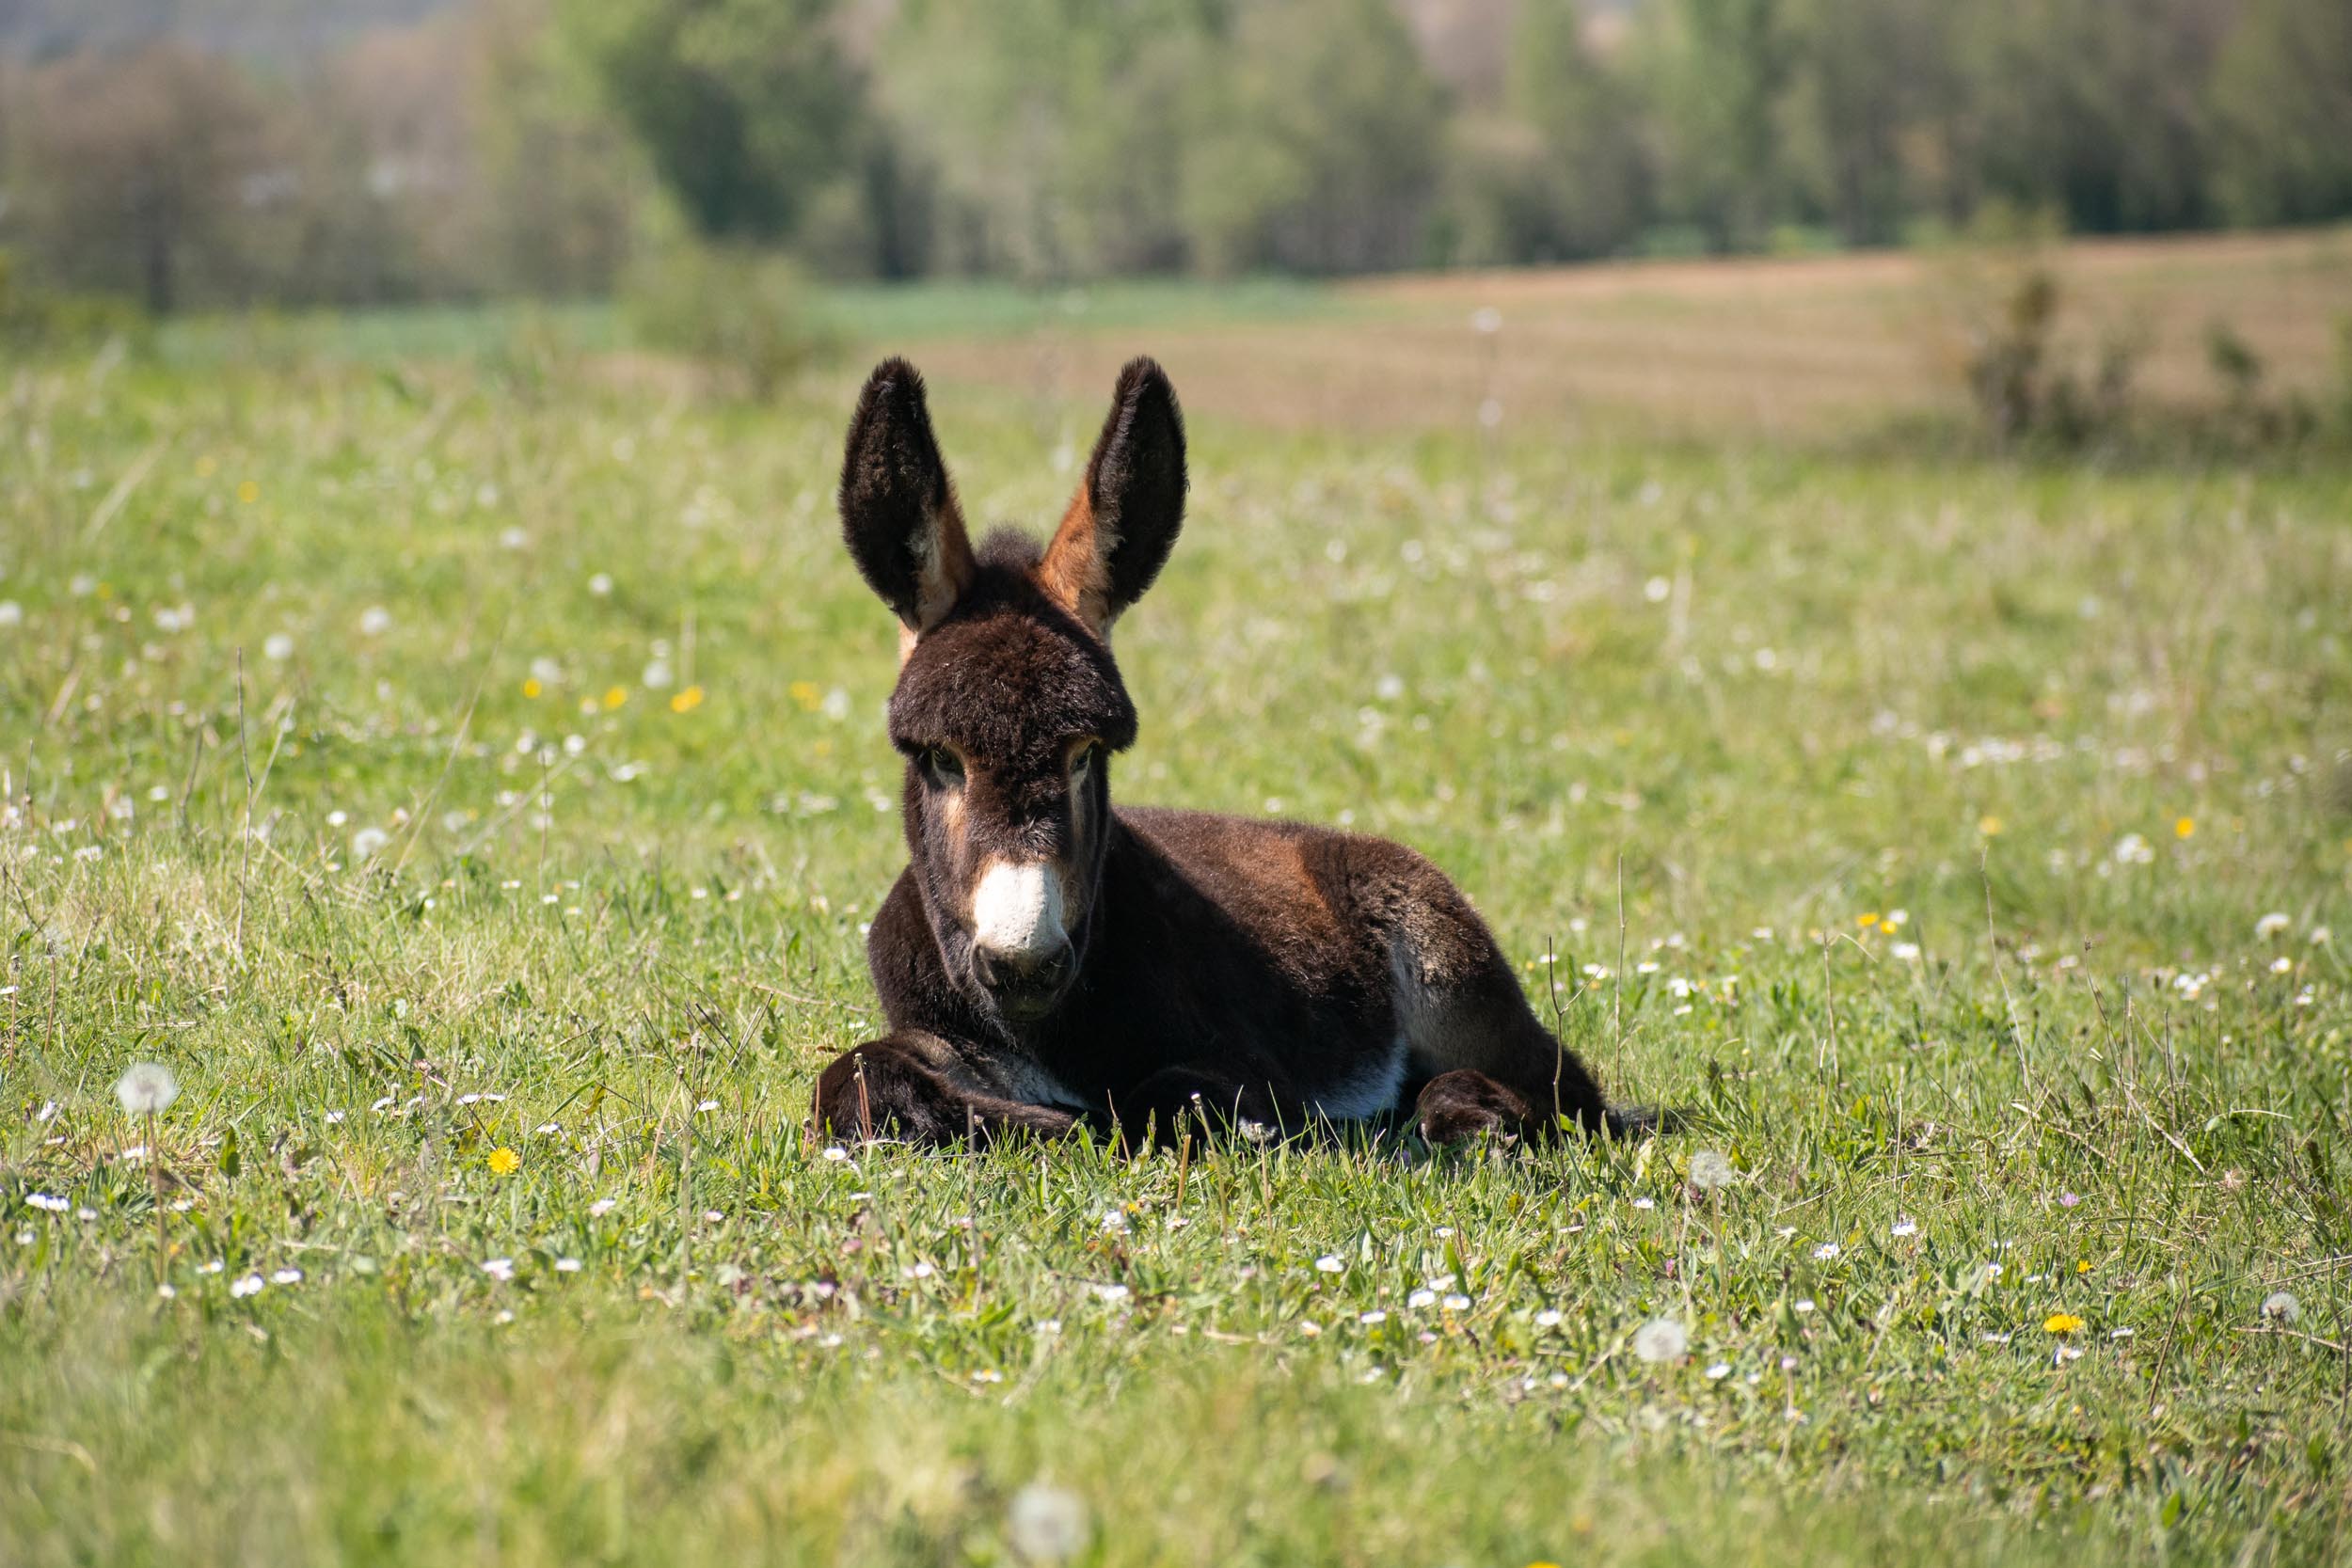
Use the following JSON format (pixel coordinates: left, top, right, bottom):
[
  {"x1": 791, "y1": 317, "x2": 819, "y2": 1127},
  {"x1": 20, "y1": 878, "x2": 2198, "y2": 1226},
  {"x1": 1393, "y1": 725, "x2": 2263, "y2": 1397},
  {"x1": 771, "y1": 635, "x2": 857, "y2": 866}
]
[
  {"x1": 2205, "y1": 0, "x2": 2352, "y2": 227},
  {"x1": 14, "y1": 43, "x2": 273, "y2": 311}
]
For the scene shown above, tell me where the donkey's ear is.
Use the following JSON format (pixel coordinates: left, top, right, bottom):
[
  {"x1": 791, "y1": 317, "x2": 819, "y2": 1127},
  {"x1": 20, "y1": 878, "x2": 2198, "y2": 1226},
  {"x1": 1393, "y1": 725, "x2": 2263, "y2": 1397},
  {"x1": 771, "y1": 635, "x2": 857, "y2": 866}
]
[
  {"x1": 839, "y1": 358, "x2": 975, "y2": 635},
  {"x1": 1040, "y1": 356, "x2": 1186, "y2": 636}
]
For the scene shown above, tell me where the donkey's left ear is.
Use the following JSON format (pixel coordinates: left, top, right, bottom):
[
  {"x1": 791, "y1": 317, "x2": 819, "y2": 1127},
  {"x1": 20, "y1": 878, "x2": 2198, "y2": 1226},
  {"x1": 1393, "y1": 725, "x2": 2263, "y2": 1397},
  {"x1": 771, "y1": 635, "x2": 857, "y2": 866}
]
[{"x1": 1040, "y1": 356, "x2": 1186, "y2": 636}]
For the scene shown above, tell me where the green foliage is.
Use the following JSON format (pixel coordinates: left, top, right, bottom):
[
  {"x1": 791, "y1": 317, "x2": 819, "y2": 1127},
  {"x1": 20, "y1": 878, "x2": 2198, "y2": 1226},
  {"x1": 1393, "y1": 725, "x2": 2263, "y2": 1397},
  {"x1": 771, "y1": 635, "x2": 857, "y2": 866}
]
[
  {"x1": 622, "y1": 239, "x2": 835, "y2": 396},
  {"x1": 1440, "y1": 0, "x2": 1649, "y2": 265},
  {"x1": 565, "y1": 0, "x2": 868, "y2": 245},
  {"x1": 874, "y1": 0, "x2": 1443, "y2": 280},
  {"x1": 0, "y1": 248, "x2": 149, "y2": 356},
  {"x1": 2206, "y1": 0, "x2": 2352, "y2": 227}
]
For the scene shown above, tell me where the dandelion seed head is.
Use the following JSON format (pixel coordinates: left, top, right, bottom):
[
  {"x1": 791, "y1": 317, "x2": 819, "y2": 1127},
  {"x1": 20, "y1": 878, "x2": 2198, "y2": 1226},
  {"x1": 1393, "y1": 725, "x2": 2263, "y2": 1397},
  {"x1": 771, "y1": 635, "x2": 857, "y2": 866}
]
[
  {"x1": 2262, "y1": 1291, "x2": 2300, "y2": 1324},
  {"x1": 1007, "y1": 1481, "x2": 1091, "y2": 1562},
  {"x1": 1632, "y1": 1317, "x2": 1688, "y2": 1364},
  {"x1": 115, "y1": 1061, "x2": 179, "y2": 1115}
]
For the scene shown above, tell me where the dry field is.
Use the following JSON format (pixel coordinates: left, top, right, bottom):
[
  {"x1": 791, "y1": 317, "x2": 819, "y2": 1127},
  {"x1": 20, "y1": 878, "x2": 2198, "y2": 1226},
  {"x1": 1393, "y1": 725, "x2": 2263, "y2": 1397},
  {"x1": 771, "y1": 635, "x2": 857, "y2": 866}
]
[{"x1": 904, "y1": 228, "x2": 2352, "y2": 440}]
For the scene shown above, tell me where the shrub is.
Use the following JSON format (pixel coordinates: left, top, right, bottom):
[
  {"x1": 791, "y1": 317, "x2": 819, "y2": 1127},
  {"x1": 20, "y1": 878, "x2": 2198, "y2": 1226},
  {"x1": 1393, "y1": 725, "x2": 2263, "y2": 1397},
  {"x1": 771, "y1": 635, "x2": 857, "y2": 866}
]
[
  {"x1": 0, "y1": 249, "x2": 150, "y2": 357},
  {"x1": 621, "y1": 242, "x2": 835, "y2": 398}
]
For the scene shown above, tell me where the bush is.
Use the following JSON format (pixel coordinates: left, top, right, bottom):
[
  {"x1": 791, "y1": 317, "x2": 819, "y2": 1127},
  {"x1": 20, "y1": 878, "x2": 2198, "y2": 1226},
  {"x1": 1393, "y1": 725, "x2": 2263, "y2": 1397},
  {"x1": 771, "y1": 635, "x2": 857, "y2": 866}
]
[
  {"x1": 621, "y1": 242, "x2": 835, "y2": 398},
  {"x1": 0, "y1": 249, "x2": 150, "y2": 357}
]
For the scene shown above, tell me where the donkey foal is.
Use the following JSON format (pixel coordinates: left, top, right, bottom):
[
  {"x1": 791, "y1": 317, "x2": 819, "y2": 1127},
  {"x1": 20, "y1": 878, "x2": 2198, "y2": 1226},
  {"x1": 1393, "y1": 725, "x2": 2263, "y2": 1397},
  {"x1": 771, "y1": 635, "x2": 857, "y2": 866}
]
[{"x1": 811, "y1": 356, "x2": 1641, "y2": 1148}]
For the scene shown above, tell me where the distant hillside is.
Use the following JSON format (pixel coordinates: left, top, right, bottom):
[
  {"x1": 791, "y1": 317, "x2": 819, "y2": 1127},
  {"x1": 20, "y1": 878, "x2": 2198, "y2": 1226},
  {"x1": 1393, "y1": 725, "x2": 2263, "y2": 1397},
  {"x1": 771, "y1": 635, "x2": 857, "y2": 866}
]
[{"x1": 0, "y1": 0, "x2": 457, "y2": 60}]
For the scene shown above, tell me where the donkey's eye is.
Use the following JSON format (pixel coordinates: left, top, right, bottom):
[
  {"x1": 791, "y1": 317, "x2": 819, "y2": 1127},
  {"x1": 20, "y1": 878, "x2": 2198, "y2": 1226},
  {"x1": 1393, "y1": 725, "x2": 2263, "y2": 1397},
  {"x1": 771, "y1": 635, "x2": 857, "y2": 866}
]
[
  {"x1": 918, "y1": 748, "x2": 965, "y2": 789},
  {"x1": 1071, "y1": 743, "x2": 1103, "y2": 781}
]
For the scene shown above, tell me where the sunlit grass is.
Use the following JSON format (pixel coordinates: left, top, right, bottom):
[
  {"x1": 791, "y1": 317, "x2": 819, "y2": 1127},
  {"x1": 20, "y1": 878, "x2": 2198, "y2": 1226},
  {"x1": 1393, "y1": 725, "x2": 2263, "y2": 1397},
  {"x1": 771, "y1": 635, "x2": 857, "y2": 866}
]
[{"x1": 2, "y1": 312, "x2": 2349, "y2": 1564}]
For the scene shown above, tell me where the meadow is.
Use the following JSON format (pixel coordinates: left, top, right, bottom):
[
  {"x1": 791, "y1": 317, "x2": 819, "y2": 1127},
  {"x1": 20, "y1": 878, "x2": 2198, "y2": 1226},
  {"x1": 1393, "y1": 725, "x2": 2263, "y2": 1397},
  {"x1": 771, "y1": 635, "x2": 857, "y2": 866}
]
[{"x1": 5, "y1": 235, "x2": 2351, "y2": 1565}]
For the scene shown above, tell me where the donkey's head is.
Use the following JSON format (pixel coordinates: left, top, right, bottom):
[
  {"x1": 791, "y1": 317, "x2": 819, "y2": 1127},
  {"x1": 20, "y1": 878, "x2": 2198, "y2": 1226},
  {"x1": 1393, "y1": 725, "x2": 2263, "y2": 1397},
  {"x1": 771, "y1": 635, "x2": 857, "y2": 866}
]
[{"x1": 839, "y1": 356, "x2": 1186, "y2": 1029}]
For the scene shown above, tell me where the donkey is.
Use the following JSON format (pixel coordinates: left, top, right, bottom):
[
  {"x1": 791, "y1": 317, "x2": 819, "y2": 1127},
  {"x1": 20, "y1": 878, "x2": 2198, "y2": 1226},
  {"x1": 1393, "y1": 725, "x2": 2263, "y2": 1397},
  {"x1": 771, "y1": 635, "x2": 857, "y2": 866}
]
[{"x1": 811, "y1": 356, "x2": 1641, "y2": 1148}]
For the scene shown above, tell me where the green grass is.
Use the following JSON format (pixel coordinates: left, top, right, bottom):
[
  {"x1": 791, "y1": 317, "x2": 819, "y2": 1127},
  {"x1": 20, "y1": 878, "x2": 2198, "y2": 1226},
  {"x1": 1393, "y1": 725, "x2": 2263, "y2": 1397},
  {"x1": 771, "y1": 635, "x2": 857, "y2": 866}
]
[
  {"x1": 2, "y1": 325, "x2": 2350, "y2": 1566},
  {"x1": 148, "y1": 275, "x2": 1347, "y2": 374}
]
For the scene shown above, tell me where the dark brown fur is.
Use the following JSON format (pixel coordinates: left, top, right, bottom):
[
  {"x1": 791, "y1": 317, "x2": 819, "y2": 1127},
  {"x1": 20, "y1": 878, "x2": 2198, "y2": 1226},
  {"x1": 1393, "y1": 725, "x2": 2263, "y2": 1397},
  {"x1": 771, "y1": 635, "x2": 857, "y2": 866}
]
[{"x1": 812, "y1": 356, "x2": 1635, "y2": 1149}]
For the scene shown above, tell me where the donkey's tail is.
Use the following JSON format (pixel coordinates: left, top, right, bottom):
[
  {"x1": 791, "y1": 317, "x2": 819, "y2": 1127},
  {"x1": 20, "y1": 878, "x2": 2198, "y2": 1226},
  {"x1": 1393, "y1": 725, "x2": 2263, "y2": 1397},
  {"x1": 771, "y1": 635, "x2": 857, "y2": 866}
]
[{"x1": 1602, "y1": 1103, "x2": 1684, "y2": 1137}]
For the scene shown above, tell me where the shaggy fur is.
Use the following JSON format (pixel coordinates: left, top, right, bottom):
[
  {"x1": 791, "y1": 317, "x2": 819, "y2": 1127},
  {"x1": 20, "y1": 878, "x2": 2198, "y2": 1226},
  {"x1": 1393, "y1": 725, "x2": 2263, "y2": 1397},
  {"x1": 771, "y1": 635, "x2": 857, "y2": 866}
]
[{"x1": 816, "y1": 356, "x2": 1635, "y2": 1148}]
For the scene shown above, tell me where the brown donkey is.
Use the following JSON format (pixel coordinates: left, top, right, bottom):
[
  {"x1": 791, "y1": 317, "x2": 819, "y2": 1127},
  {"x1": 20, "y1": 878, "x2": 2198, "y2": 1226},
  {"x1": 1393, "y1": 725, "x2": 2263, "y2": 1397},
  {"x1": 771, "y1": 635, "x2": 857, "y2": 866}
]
[{"x1": 811, "y1": 356, "x2": 1642, "y2": 1148}]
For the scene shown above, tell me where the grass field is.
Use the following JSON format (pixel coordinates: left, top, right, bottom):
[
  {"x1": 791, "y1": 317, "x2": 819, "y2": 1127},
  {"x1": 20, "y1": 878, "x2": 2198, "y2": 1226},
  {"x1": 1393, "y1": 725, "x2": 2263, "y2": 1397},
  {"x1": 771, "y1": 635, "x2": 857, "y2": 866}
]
[{"x1": 6, "y1": 236, "x2": 2352, "y2": 1565}]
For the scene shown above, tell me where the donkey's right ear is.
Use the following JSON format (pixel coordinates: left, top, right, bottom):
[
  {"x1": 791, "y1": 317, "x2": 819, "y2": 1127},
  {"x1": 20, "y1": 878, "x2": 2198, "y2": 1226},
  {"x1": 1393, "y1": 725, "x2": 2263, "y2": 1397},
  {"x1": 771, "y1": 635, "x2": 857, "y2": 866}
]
[{"x1": 839, "y1": 358, "x2": 975, "y2": 636}]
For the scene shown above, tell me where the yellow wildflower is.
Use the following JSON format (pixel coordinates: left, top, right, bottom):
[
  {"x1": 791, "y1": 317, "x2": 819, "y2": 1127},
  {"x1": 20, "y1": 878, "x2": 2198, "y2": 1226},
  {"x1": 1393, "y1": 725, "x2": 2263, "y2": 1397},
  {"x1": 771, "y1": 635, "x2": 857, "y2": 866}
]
[
  {"x1": 487, "y1": 1147, "x2": 520, "y2": 1176},
  {"x1": 1856, "y1": 912, "x2": 1881, "y2": 930},
  {"x1": 1979, "y1": 816, "x2": 2003, "y2": 836},
  {"x1": 788, "y1": 680, "x2": 822, "y2": 711},
  {"x1": 522, "y1": 678, "x2": 542, "y2": 699},
  {"x1": 603, "y1": 685, "x2": 628, "y2": 709},
  {"x1": 2043, "y1": 1312, "x2": 2083, "y2": 1335},
  {"x1": 670, "y1": 685, "x2": 705, "y2": 713},
  {"x1": 237, "y1": 480, "x2": 260, "y2": 504},
  {"x1": 2174, "y1": 816, "x2": 2195, "y2": 839}
]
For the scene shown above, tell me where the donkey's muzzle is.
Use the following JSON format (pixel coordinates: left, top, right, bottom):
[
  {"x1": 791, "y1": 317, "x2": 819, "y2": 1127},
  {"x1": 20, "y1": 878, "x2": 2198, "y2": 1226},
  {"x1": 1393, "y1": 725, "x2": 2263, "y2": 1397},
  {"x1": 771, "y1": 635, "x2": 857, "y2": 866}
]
[{"x1": 970, "y1": 938, "x2": 1073, "y2": 1021}]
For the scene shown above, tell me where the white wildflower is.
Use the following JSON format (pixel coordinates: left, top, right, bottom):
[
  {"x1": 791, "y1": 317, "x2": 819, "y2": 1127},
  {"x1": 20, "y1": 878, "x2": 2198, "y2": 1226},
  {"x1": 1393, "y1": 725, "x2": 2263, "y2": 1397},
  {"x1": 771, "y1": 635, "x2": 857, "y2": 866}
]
[
  {"x1": 2261, "y1": 1291, "x2": 2300, "y2": 1325},
  {"x1": 2255, "y1": 912, "x2": 2291, "y2": 939}
]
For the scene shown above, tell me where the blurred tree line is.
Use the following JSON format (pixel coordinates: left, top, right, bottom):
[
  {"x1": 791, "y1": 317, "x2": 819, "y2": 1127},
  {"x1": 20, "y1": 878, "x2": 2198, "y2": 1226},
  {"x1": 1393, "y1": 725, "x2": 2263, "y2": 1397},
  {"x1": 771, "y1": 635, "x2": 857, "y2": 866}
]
[{"x1": 2, "y1": 0, "x2": 2347, "y2": 311}]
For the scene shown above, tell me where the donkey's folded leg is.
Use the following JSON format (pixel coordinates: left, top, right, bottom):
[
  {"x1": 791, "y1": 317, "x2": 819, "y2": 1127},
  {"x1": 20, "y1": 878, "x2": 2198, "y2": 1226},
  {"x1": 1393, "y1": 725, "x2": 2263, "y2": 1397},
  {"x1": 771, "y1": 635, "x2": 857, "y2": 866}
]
[
  {"x1": 812, "y1": 1036, "x2": 1080, "y2": 1147},
  {"x1": 1111, "y1": 1064, "x2": 1297, "y2": 1150},
  {"x1": 1413, "y1": 1069, "x2": 1541, "y2": 1146}
]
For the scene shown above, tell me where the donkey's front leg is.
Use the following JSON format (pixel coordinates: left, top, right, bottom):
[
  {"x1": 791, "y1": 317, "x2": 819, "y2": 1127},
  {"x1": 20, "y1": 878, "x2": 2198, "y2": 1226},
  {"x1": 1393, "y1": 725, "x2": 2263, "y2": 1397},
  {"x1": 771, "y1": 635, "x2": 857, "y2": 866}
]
[
  {"x1": 811, "y1": 1035, "x2": 1081, "y2": 1147},
  {"x1": 1110, "y1": 1065, "x2": 1300, "y2": 1150}
]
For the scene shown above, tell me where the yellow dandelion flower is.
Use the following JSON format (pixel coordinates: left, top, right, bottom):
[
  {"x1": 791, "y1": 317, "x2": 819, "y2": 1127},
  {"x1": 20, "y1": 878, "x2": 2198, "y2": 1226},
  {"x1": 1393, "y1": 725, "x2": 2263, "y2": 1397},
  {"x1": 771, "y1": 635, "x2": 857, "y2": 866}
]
[
  {"x1": 789, "y1": 680, "x2": 823, "y2": 711},
  {"x1": 522, "y1": 678, "x2": 543, "y2": 699},
  {"x1": 2043, "y1": 1312, "x2": 2083, "y2": 1335},
  {"x1": 1979, "y1": 816, "x2": 2003, "y2": 836},
  {"x1": 487, "y1": 1147, "x2": 519, "y2": 1175},
  {"x1": 2174, "y1": 816, "x2": 2195, "y2": 839},
  {"x1": 2076, "y1": 1259, "x2": 2092, "y2": 1274},
  {"x1": 670, "y1": 685, "x2": 705, "y2": 713},
  {"x1": 603, "y1": 686, "x2": 628, "y2": 709},
  {"x1": 237, "y1": 480, "x2": 260, "y2": 504},
  {"x1": 1856, "y1": 912, "x2": 1881, "y2": 930}
]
